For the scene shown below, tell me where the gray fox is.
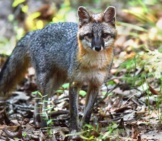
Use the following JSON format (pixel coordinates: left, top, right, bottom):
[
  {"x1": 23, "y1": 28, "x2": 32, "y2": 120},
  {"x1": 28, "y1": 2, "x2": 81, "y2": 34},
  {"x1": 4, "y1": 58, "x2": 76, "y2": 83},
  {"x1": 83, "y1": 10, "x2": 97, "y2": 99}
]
[{"x1": 0, "y1": 6, "x2": 117, "y2": 131}]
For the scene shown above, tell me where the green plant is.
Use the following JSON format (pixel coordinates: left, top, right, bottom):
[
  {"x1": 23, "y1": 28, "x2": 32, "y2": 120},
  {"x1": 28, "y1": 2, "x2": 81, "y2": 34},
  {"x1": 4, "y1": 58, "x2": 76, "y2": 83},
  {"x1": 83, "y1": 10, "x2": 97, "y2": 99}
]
[
  {"x1": 52, "y1": 0, "x2": 72, "y2": 22},
  {"x1": 32, "y1": 91, "x2": 54, "y2": 135},
  {"x1": 80, "y1": 124, "x2": 99, "y2": 140},
  {"x1": 22, "y1": 131, "x2": 27, "y2": 138},
  {"x1": 77, "y1": 122, "x2": 124, "y2": 141}
]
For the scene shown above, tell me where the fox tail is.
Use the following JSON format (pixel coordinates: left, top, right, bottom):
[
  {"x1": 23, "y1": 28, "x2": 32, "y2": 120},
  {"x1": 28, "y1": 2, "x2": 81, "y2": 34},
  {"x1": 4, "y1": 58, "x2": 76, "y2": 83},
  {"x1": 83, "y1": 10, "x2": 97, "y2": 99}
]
[{"x1": 0, "y1": 33, "x2": 33, "y2": 98}]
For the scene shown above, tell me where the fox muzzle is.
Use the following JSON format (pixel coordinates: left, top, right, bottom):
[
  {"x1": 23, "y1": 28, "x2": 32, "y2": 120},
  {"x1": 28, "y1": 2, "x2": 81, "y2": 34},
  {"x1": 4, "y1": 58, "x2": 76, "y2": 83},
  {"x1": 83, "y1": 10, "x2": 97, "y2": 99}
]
[{"x1": 92, "y1": 35, "x2": 104, "y2": 52}]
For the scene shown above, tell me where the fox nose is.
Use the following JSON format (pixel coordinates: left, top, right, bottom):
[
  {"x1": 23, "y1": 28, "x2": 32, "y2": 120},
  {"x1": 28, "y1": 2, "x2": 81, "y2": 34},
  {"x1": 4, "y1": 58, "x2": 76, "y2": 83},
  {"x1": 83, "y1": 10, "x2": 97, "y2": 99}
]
[{"x1": 95, "y1": 46, "x2": 101, "y2": 52}]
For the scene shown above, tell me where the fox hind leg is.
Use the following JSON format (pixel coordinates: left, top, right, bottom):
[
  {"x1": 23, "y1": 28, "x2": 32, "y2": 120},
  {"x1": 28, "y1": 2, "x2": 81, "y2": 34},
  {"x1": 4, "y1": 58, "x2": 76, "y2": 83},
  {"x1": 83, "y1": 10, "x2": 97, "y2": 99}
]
[
  {"x1": 69, "y1": 82, "x2": 81, "y2": 131},
  {"x1": 34, "y1": 70, "x2": 67, "y2": 128},
  {"x1": 34, "y1": 71, "x2": 54, "y2": 127}
]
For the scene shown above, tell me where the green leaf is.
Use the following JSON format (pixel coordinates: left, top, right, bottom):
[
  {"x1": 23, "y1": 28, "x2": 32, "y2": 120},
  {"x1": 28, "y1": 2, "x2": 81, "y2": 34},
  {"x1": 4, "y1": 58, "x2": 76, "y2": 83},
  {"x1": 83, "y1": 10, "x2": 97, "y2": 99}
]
[
  {"x1": 22, "y1": 5, "x2": 28, "y2": 13},
  {"x1": 12, "y1": 0, "x2": 25, "y2": 7},
  {"x1": 106, "y1": 80, "x2": 116, "y2": 85},
  {"x1": 84, "y1": 124, "x2": 94, "y2": 130},
  {"x1": 101, "y1": 91, "x2": 107, "y2": 95},
  {"x1": 32, "y1": 91, "x2": 42, "y2": 97},
  {"x1": 47, "y1": 119, "x2": 53, "y2": 125},
  {"x1": 79, "y1": 90, "x2": 87, "y2": 97},
  {"x1": 22, "y1": 132, "x2": 27, "y2": 137},
  {"x1": 56, "y1": 89, "x2": 64, "y2": 93},
  {"x1": 29, "y1": 12, "x2": 41, "y2": 19},
  {"x1": 62, "y1": 83, "x2": 70, "y2": 89}
]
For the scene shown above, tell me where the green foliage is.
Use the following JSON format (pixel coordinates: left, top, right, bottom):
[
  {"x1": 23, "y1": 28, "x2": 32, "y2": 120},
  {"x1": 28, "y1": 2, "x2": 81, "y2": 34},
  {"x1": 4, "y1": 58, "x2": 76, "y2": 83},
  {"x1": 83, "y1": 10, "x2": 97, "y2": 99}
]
[
  {"x1": 13, "y1": 138, "x2": 20, "y2": 141},
  {"x1": 119, "y1": 49, "x2": 162, "y2": 88},
  {"x1": 47, "y1": 119, "x2": 53, "y2": 126},
  {"x1": 106, "y1": 80, "x2": 116, "y2": 86},
  {"x1": 78, "y1": 123, "x2": 123, "y2": 140},
  {"x1": 119, "y1": 57, "x2": 141, "y2": 87},
  {"x1": 128, "y1": 0, "x2": 159, "y2": 6},
  {"x1": 79, "y1": 90, "x2": 87, "y2": 97},
  {"x1": 124, "y1": 0, "x2": 158, "y2": 28},
  {"x1": 32, "y1": 91, "x2": 43, "y2": 97},
  {"x1": 0, "y1": 37, "x2": 15, "y2": 55},
  {"x1": 12, "y1": 0, "x2": 25, "y2": 7},
  {"x1": 120, "y1": 57, "x2": 136, "y2": 70},
  {"x1": 25, "y1": 12, "x2": 44, "y2": 30},
  {"x1": 137, "y1": 50, "x2": 162, "y2": 79},
  {"x1": 22, "y1": 132, "x2": 27, "y2": 138},
  {"x1": 101, "y1": 123, "x2": 119, "y2": 140},
  {"x1": 52, "y1": 0, "x2": 72, "y2": 22},
  {"x1": 55, "y1": 83, "x2": 69, "y2": 95},
  {"x1": 56, "y1": 89, "x2": 64, "y2": 93},
  {"x1": 12, "y1": 0, "x2": 28, "y2": 14},
  {"x1": 80, "y1": 124, "x2": 99, "y2": 140},
  {"x1": 62, "y1": 83, "x2": 70, "y2": 89},
  {"x1": 118, "y1": 22, "x2": 147, "y2": 34}
]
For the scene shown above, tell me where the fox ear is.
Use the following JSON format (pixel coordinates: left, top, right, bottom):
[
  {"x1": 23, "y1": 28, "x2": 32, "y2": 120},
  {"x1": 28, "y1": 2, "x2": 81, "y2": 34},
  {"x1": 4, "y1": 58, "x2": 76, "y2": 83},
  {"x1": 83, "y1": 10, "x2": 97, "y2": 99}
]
[
  {"x1": 103, "y1": 6, "x2": 116, "y2": 25},
  {"x1": 78, "y1": 6, "x2": 91, "y2": 27}
]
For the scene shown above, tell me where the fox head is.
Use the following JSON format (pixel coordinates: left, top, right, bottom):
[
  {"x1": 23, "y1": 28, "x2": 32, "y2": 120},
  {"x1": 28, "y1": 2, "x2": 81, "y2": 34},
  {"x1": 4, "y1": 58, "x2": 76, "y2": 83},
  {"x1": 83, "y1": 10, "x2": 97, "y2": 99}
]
[{"x1": 77, "y1": 6, "x2": 117, "y2": 52}]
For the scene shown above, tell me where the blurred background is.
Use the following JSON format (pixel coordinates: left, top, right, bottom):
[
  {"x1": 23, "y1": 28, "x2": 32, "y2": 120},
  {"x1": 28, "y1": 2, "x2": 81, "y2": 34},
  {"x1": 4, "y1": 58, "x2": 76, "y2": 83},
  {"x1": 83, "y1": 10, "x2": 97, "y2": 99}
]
[{"x1": 0, "y1": 0, "x2": 162, "y2": 54}]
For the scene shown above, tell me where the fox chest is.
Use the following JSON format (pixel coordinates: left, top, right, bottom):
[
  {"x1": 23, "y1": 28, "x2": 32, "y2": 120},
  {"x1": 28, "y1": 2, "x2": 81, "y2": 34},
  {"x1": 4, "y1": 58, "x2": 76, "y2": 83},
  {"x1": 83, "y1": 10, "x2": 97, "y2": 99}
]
[
  {"x1": 74, "y1": 68, "x2": 108, "y2": 86},
  {"x1": 74, "y1": 50, "x2": 112, "y2": 85},
  {"x1": 74, "y1": 55, "x2": 111, "y2": 85}
]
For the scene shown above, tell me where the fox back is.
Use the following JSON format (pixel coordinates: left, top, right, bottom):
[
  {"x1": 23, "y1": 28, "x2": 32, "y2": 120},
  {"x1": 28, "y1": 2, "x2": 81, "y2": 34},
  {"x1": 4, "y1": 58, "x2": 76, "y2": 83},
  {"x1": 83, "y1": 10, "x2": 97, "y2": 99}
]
[{"x1": 29, "y1": 23, "x2": 79, "y2": 90}]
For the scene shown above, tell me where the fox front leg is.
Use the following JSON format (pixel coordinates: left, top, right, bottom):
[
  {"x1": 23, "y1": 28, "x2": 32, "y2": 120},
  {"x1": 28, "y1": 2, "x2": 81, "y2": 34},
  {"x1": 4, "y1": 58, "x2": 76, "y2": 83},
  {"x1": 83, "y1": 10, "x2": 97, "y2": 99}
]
[
  {"x1": 82, "y1": 86, "x2": 99, "y2": 124},
  {"x1": 69, "y1": 82, "x2": 80, "y2": 131}
]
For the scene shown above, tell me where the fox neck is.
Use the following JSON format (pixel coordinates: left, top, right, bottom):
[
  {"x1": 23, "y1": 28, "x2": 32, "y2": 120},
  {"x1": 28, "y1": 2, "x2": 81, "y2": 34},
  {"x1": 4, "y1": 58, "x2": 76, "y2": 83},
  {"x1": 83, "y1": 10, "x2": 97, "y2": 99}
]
[{"x1": 77, "y1": 38, "x2": 113, "y2": 70}]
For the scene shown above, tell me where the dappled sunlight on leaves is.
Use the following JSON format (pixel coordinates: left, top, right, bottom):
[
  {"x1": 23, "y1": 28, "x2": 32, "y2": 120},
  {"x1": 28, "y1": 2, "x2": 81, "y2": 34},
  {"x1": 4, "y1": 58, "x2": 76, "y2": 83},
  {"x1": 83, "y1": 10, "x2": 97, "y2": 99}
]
[{"x1": 137, "y1": 50, "x2": 162, "y2": 78}]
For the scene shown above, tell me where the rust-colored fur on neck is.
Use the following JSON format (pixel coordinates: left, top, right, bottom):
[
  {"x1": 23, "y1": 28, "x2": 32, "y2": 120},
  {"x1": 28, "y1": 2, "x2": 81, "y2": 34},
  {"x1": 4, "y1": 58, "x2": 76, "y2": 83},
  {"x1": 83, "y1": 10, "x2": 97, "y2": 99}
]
[{"x1": 77, "y1": 37, "x2": 113, "y2": 70}]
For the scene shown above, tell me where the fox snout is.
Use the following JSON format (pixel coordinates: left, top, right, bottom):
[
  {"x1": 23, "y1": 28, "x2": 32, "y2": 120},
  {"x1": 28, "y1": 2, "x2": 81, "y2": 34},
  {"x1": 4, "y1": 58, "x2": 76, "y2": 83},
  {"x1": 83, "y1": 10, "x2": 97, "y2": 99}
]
[
  {"x1": 92, "y1": 34, "x2": 104, "y2": 52},
  {"x1": 94, "y1": 46, "x2": 102, "y2": 52}
]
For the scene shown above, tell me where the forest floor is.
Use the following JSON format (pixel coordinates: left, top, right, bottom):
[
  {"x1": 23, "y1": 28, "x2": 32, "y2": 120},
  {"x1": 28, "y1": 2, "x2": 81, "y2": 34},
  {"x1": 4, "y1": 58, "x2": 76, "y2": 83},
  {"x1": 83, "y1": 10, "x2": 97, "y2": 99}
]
[{"x1": 0, "y1": 46, "x2": 162, "y2": 141}]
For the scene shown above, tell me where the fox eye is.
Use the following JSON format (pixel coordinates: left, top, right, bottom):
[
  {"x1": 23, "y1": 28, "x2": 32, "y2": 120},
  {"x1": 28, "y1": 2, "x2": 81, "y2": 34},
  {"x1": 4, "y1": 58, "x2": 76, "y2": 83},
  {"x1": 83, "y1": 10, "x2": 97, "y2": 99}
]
[
  {"x1": 102, "y1": 33, "x2": 111, "y2": 38},
  {"x1": 85, "y1": 33, "x2": 93, "y2": 39}
]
